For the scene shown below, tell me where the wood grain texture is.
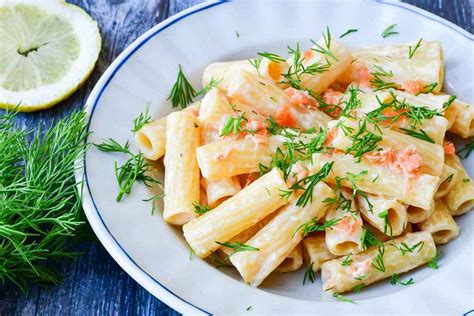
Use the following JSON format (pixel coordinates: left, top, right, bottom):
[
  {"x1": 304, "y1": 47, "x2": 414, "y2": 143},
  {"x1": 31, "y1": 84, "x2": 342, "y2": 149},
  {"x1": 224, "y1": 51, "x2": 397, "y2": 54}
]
[{"x1": 0, "y1": 0, "x2": 471, "y2": 315}]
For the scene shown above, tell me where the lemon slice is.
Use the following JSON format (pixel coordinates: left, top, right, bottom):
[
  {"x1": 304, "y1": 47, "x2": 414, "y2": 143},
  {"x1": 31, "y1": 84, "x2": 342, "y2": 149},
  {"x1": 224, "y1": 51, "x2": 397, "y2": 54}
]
[{"x1": 0, "y1": 0, "x2": 101, "y2": 112}]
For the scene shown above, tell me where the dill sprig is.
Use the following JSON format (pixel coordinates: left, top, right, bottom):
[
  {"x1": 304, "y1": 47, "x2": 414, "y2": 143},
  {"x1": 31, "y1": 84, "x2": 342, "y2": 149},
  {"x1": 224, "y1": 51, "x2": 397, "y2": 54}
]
[
  {"x1": 0, "y1": 110, "x2": 90, "y2": 293},
  {"x1": 294, "y1": 217, "x2": 341, "y2": 238},
  {"x1": 340, "y1": 86, "x2": 362, "y2": 118},
  {"x1": 378, "y1": 210, "x2": 393, "y2": 237},
  {"x1": 335, "y1": 170, "x2": 374, "y2": 213},
  {"x1": 95, "y1": 139, "x2": 160, "y2": 202},
  {"x1": 370, "y1": 65, "x2": 397, "y2": 91},
  {"x1": 303, "y1": 262, "x2": 316, "y2": 285},
  {"x1": 311, "y1": 27, "x2": 339, "y2": 62},
  {"x1": 408, "y1": 38, "x2": 423, "y2": 59},
  {"x1": 132, "y1": 103, "x2": 152, "y2": 132},
  {"x1": 427, "y1": 250, "x2": 443, "y2": 269},
  {"x1": 457, "y1": 140, "x2": 474, "y2": 159},
  {"x1": 215, "y1": 241, "x2": 259, "y2": 256},
  {"x1": 369, "y1": 92, "x2": 443, "y2": 129},
  {"x1": 168, "y1": 65, "x2": 197, "y2": 108},
  {"x1": 196, "y1": 77, "x2": 223, "y2": 96},
  {"x1": 381, "y1": 24, "x2": 399, "y2": 38},
  {"x1": 341, "y1": 253, "x2": 353, "y2": 266},
  {"x1": 343, "y1": 119, "x2": 383, "y2": 162},
  {"x1": 248, "y1": 57, "x2": 263, "y2": 76},
  {"x1": 352, "y1": 283, "x2": 365, "y2": 293},
  {"x1": 257, "y1": 51, "x2": 286, "y2": 63},
  {"x1": 193, "y1": 202, "x2": 211, "y2": 215},
  {"x1": 283, "y1": 43, "x2": 330, "y2": 90},
  {"x1": 142, "y1": 194, "x2": 164, "y2": 215},
  {"x1": 417, "y1": 82, "x2": 438, "y2": 95},
  {"x1": 399, "y1": 128, "x2": 435, "y2": 143},
  {"x1": 340, "y1": 29, "x2": 358, "y2": 38},
  {"x1": 220, "y1": 112, "x2": 248, "y2": 136},
  {"x1": 371, "y1": 245, "x2": 386, "y2": 272},
  {"x1": 390, "y1": 241, "x2": 424, "y2": 255},
  {"x1": 390, "y1": 273, "x2": 414, "y2": 286},
  {"x1": 360, "y1": 227, "x2": 381, "y2": 250},
  {"x1": 290, "y1": 161, "x2": 334, "y2": 207},
  {"x1": 443, "y1": 95, "x2": 457, "y2": 110},
  {"x1": 333, "y1": 292, "x2": 355, "y2": 304}
]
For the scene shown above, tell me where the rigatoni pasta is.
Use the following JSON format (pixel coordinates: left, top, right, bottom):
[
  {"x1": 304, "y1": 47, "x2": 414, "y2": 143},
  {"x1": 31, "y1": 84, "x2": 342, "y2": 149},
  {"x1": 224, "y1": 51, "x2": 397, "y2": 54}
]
[
  {"x1": 302, "y1": 234, "x2": 337, "y2": 272},
  {"x1": 443, "y1": 154, "x2": 474, "y2": 216},
  {"x1": 418, "y1": 200, "x2": 460, "y2": 244},
  {"x1": 230, "y1": 182, "x2": 333, "y2": 286},
  {"x1": 135, "y1": 103, "x2": 200, "y2": 160},
  {"x1": 119, "y1": 30, "x2": 473, "y2": 302},
  {"x1": 321, "y1": 232, "x2": 436, "y2": 294},
  {"x1": 356, "y1": 193, "x2": 408, "y2": 237},
  {"x1": 163, "y1": 111, "x2": 201, "y2": 225},
  {"x1": 183, "y1": 168, "x2": 290, "y2": 258}
]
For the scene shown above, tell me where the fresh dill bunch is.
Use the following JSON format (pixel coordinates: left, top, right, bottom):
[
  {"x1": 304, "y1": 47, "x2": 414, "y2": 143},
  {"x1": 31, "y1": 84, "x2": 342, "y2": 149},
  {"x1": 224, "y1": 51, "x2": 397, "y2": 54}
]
[{"x1": 0, "y1": 110, "x2": 90, "y2": 293}]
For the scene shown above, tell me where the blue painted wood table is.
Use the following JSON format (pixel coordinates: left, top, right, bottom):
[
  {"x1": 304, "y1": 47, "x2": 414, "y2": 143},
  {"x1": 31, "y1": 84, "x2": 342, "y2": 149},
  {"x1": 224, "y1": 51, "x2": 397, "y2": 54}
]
[{"x1": 0, "y1": 0, "x2": 472, "y2": 315}]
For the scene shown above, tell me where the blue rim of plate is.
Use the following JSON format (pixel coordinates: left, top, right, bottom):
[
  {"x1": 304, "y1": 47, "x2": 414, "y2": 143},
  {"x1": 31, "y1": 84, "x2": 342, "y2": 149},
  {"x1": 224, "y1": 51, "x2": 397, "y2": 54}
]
[{"x1": 83, "y1": 0, "x2": 473, "y2": 314}]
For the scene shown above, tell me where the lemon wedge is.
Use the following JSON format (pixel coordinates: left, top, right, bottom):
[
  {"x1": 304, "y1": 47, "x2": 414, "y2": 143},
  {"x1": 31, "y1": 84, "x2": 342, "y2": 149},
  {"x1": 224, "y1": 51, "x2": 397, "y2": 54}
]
[{"x1": 0, "y1": 0, "x2": 101, "y2": 112}]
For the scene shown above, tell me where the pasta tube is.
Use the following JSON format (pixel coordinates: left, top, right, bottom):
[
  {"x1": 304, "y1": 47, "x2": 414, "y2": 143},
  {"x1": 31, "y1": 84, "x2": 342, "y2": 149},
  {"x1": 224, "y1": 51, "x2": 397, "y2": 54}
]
[
  {"x1": 276, "y1": 243, "x2": 303, "y2": 273},
  {"x1": 183, "y1": 168, "x2": 290, "y2": 258},
  {"x1": 406, "y1": 203, "x2": 435, "y2": 224},
  {"x1": 328, "y1": 117, "x2": 444, "y2": 176},
  {"x1": 219, "y1": 213, "x2": 276, "y2": 258},
  {"x1": 295, "y1": 38, "x2": 353, "y2": 94},
  {"x1": 202, "y1": 59, "x2": 289, "y2": 93},
  {"x1": 357, "y1": 91, "x2": 450, "y2": 144},
  {"x1": 443, "y1": 154, "x2": 474, "y2": 216},
  {"x1": 339, "y1": 41, "x2": 444, "y2": 93},
  {"x1": 230, "y1": 182, "x2": 334, "y2": 286},
  {"x1": 163, "y1": 111, "x2": 200, "y2": 225},
  {"x1": 199, "y1": 88, "x2": 265, "y2": 128},
  {"x1": 449, "y1": 99, "x2": 474, "y2": 138},
  {"x1": 200, "y1": 122, "x2": 241, "y2": 208},
  {"x1": 226, "y1": 70, "x2": 331, "y2": 129},
  {"x1": 321, "y1": 232, "x2": 436, "y2": 294},
  {"x1": 435, "y1": 164, "x2": 458, "y2": 199},
  {"x1": 325, "y1": 205, "x2": 364, "y2": 256},
  {"x1": 356, "y1": 194, "x2": 408, "y2": 237},
  {"x1": 135, "y1": 103, "x2": 200, "y2": 160},
  {"x1": 196, "y1": 135, "x2": 284, "y2": 181},
  {"x1": 302, "y1": 234, "x2": 337, "y2": 272},
  {"x1": 309, "y1": 152, "x2": 439, "y2": 210},
  {"x1": 418, "y1": 200, "x2": 460, "y2": 244},
  {"x1": 203, "y1": 177, "x2": 241, "y2": 208}
]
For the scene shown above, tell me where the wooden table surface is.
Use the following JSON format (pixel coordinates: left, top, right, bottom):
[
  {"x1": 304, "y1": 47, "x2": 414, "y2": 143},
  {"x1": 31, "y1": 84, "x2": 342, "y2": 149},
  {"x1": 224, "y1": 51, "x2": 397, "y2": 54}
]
[{"x1": 0, "y1": 0, "x2": 472, "y2": 315}]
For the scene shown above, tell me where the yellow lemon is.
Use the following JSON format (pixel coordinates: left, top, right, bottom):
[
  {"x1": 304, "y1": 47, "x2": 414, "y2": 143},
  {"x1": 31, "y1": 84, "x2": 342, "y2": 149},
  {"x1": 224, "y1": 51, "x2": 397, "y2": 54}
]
[{"x1": 0, "y1": 0, "x2": 101, "y2": 111}]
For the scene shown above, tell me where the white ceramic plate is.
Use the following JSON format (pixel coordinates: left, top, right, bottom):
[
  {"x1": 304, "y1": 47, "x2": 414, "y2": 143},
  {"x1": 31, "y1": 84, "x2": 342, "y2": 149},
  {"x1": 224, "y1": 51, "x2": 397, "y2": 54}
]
[{"x1": 80, "y1": 1, "x2": 474, "y2": 314}]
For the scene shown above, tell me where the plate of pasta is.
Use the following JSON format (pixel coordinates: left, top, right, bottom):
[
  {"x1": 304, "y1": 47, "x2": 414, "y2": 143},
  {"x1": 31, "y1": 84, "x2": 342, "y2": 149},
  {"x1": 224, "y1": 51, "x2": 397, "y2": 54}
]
[{"x1": 81, "y1": 0, "x2": 474, "y2": 314}]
